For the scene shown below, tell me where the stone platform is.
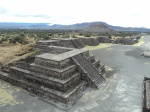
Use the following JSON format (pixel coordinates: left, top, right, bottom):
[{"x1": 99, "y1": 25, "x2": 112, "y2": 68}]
[{"x1": 0, "y1": 38, "x2": 106, "y2": 109}]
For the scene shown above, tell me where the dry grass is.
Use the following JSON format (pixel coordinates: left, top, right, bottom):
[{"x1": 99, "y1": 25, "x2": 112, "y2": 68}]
[
  {"x1": 133, "y1": 36, "x2": 144, "y2": 46},
  {"x1": 111, "y1": 36, "x2": 131, "y2": 40},
  {"x1": 0, "y1": 44, "x2": 33, "y2": 65},
  {"x1": 85, "y1": 43, "x2": 113, "y2": 50},
  {"x1": 0, "y1": 80, "x2": 24, "y2": 106},
  {"x1": 111, "y1": 36, "x2": 121, "y2": 40}
]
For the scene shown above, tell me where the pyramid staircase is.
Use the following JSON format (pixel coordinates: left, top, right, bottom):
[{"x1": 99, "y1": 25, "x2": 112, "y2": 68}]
[
  {"x1": 72, "y1": 39, "x2": 84, "y2": 48},
  {"x1": 90, "y1": 38, "x2": 99, "y2": 46},
  {"x1": 72, "y1": 54, "x2": 105, "y2": 88}
]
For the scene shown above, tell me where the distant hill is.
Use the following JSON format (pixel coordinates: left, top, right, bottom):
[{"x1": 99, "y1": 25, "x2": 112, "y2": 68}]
[
  {"x1": 0, "y1": 21, "x2": 150, "y2": 32},
  {"x1": 83, "y1": 23, "x2": 116, "y2": 33},
  {"x1": 0, "y1": 23, "x2": 50, "y2": 29}
]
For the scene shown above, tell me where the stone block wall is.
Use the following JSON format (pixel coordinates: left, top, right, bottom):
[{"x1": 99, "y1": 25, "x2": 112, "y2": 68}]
[
  {"x1": 57, "y1": 40, "x2": 76, "y2": 48},
  {"x1": 96, "y1": 36, "x2": 111, "y2": 43},
  {"x1": 78, "y1": 38, "x2": 96, "y2": 46},
  {"x1": 34, "y1": 57, "x2": 71, "y2": 69},
  {"x1": 45, "y1": 46, "x2": 72, "y2": 54}
]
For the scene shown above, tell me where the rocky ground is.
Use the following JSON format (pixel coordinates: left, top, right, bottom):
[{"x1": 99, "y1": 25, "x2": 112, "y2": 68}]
[{"x1": 0, "y1": 35, "x2": 150, "y2": 112}]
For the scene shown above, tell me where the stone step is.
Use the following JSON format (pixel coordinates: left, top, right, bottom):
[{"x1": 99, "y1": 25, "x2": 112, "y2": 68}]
[
  {"x1": 98, "y1": 64, "x2": 105, "y2": 73},
  {"x1": 34, "y1": 44, "x2": 48, "y2": 50},
  {"x1": 90, "y1": 38, "x2": 99, "y2": 46},
  {"x1": 30, "y1": 63, "x2": 77, "y2": 80},
  {"x1": 88, "y1": 55, "x2": 95, "y2": 63},
  {"x1": 58, "y1": 40, "x2": 76, "y2": 48},
  {"x1": 72, "y1": 39, "x2": 84, "y2": 48},
  {"x1": 34, "y1": 57, "x2": 72, "y2": 69},
  {"x1": 93, "y1": 60, "x2": 100, "y2": 67},
  {"x1": 51, "y1": 42, "x2": 60, "y2": 46},
  {"x1": 94, "y1": 75, "x2": 105, "y2": 88},
  {"x1": 10, "y1": 67, "x2": 80, "y2": 92},
  {"x1": 72, "y1": 54, "x2": 105, "y2": 88},
  {"x1": 82, "y1": 51, "x2": 89, "y2": 57},
  {"x1": 15, "y1": 62, "x2": 30, "y2": 70},
  {"x1": 72, "y1": 40, "x2": 80, "y2": 48},
  {"x1": 78, "y1": 38, "x2": 95, "y2": 46},
  {"x1": 0, "y1": 71, "x2": 86, "y2": 106}
]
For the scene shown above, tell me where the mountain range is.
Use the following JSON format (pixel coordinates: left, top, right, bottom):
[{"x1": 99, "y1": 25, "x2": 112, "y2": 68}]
[{"x1": 0, "y1": 21, "x2": 150, "y2": 32}]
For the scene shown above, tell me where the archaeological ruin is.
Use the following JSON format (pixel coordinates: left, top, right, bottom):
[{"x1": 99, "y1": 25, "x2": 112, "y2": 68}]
[
  {"x1": 142, "y1": 77, "x2": 150, "y2": 112},
  {"x1": 96, "y1": 36, "x2": 111, "y2": 43},
  {"x1": 113, "y1": 36, "x2": 140, "y2": 45},
  {"x1": 0, "y1": 36, "x2": 141, "y2": 109}
]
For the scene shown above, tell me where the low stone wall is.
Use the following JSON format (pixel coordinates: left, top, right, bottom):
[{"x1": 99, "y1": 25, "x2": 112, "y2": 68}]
[
  {"x1": 67, "y1": 82, "x2": 85, "y2": 106},
  {"x1": 34, "y1": 44, "x2": 48, "y2": 50},
  {"x1": 36, "y1": 41, "x2": 51, "y2": 45},
  {"x1": 0, "y1": 71, "x2": 86, "y2": 108},
  {"x1": 57, "y1": 40, "x2": 76, "y2": 48},
  {"x1": 82, "y1": 50, "x2": 89, "y2": 57},
  {"x1": 78, "y1": 38, "x2": 97, "y2": 46},
  {"x1": 91, "y1": 38, "x2": 99, "y2": 45},
  {"x1": 15, "y1": 62, "x2": 30, "y2": 70},
  {"x1": 10, "y1": 67, "x2": 81, "y2": 92},
  {"x1": 72, "y1": 39, "x2": 85, "y2": 48},
  {"x1": 96, "y1": 36, "x2": 111, "y2": 43},
  {"x1": 46, "y1": 46, "x2": 72, "y2": 54},
  {"x1": 88, "y1": 55, "x2": 95, "y2": 63},
  {"x1": 34, "y1": 57, "x2": 71, "y2": 69},
  {"x1": 0, "y1": 71, "x2": 66, "y2": 105},
  {"x1": 113, "y1": 37, "x2": 138, "y2": 45},
  {"x1": 50, "y1": 41, "x2": 60, "y2": 46},
  {"x1": 30, "y1": 63, "x2": 77, "y2": 80},
  {"x1": 142, "y1": 77, "x2": 150, "y2": 112}
]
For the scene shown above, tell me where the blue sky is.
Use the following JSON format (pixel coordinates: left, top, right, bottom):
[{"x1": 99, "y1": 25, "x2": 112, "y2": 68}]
[{"x1": 0, "y1": 0, "x2": 150, "y2": 28}]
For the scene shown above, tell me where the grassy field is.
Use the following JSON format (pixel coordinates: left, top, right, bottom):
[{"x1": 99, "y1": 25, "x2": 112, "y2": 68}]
[{"x1": 0, "y1": 44, "x2": 33, "y2": 65}]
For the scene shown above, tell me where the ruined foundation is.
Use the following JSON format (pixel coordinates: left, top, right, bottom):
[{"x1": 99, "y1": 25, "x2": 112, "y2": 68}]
[
  {"x1": 113, "y1": 36, "x2": 140, "y2": 45},
  {"x1": 0, "y1": 36, "x2": 140, "y2": 109},
  {"x1": 142, "y1": 77, "x2": 150, "y2": 112},
  {"x1": 0, "y1": 38, "x2": 106, "y2": 108}
]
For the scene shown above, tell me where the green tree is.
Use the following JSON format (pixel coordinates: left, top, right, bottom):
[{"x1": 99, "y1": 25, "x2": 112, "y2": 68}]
[
  {"x1": 62, "y1": 34, "x2": 70, "y2": 38},
  {"x1": 71, "y1": 34, "x2": 77, "y2": 38},
  {"x1": 84, "y1": 33, "x2": 92, "y2": 37},
  {"x1": 10, "y1": 35, "x2": 27, "y2": 44}
]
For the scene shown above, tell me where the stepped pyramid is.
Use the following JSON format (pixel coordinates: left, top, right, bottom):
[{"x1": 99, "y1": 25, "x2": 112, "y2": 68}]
[
  {"x1": 0, "y1": 39, "x2": 106, "y2": 109},
  {"x1": 35, "y1": 37, "x2": 99, "y2": 50}
]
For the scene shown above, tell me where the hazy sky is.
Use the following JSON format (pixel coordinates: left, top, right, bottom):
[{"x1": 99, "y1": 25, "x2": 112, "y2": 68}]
[{"x1": 0, "y1": 0, "x2": 150, "y2": 27}]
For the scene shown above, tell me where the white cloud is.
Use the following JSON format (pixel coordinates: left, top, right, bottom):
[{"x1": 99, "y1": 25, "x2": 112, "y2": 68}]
[{"x1": 0, "y1": 0, "x2": 150, "y2": 27}]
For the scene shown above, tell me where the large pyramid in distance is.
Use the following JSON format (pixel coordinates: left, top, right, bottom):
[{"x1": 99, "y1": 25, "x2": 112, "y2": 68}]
[{"x1": 83, "y1": 23, "x2": 116, "y2": 33}]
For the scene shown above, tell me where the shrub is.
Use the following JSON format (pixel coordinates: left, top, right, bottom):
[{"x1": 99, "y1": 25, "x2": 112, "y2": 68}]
[
  {"x1": 9, "y1": 35, "x2": 27, "y2": 44},
  {"x1": 71, "y1": 34, "x2": 77, "y2": 38},
  {"x1": 62, "y1": 34, "x2": 70, "y2": 38},
  {"x1": 0, "y1": 36, "x2": 9, "y2": 43},
  {"x1": 84, "y1": 33, "x2": 92, "y2": 37},
  {"x1": 43, "y1": 36, "x2": 50, "y2": 40}
]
